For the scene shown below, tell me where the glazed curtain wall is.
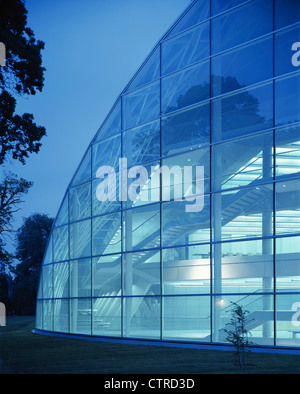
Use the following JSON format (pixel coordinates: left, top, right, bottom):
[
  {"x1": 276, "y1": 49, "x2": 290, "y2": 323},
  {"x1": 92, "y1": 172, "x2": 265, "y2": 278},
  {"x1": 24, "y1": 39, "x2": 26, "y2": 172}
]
[{"x1": 36, "y1": 0, "x2": 300, "y2": 348}]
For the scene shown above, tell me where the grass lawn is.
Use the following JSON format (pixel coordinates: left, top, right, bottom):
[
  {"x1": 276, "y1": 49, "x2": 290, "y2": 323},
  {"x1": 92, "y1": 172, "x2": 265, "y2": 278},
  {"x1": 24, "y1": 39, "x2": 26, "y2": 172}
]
[{"x1": 0, "y1": 316, "x2": 300, "y2": 374}]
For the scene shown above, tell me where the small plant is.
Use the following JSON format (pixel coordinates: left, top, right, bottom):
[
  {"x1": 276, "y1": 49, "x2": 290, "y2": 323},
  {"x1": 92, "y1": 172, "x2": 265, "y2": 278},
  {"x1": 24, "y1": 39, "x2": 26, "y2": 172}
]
[{"x1": 223, "y1": 302, "x2": 253, "y2": 373}]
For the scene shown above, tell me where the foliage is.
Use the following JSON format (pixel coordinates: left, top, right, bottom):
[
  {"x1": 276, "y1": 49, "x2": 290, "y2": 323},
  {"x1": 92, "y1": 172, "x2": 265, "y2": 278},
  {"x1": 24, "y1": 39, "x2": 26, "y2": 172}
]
[
  {"x1": 223, "y1": 302, "x2": 254, "y2": 373},
  {"x1": 0, "y1": 0, "x2": 46, "y2": 165},
  {"x1": 13, "y1": 213, "x2": 53, "y2": 314}
]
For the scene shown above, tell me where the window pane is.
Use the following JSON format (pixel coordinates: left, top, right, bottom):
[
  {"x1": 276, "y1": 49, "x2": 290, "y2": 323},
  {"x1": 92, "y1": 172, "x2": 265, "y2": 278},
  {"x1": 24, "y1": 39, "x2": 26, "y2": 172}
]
[
  {"x1": 212, "y1": 0, "x2": 273, "y2": 54},
  {"x1": 126, "y1": 48, "x2": 160, "y2": 92},
  {"x1": 275, "y1": 125, "x2": 300, "y2": 178},
  {"x1": 123, "y1": 296, "x2": 160, "y2": 339},
  {"x1": 70, "y1": 258, "x2": 91, "y2": 298},
  {"x1": 162, "y1": 244, "x2": 210, "y2": 295},
  {"x1": 162, "y1": 103, "x2": 210, "y2": 157},
  {"x1": 123, "y1": 250, "x2": 160, "y2": 296},
  {"x1": 276, "y1": 236, "x2": 300, "y2": 293},
  {"x1": 123, "y1": 204, "x2": 160, "y2": 252},
  {"x1": 53, "y1": 262, "x2": 69, "y2": 298},
  {"x1": 213, "y1": 294, "x2": 274, "y2": 346},
  {"x1": 162, "y1": 60, "x2": 210, "y2": 114},
  {"x1": 92, "y1": 134, "x2": 121, "y2": 178},
  {"x1": 70, "y1": 298, "x2": 91, "y2": 335},
  {"x1": 70, "y1": 219, "x2": 91, "y2": 259},
  {"x1": 275, "y1": 74, "x2": 300, "y2": 127},
  {"x1": 212, "y1": 37, "x2": 273, "y2": 96},
  {"x1": 162, "y1": 22, "x2": 210, "y2": 75},
  {"x1": 166, "y1": 0, "x2": 210, "y2": 39},
  {"x1": 42, "y1": 264, "x2": 53, "y2": 299},
  {"x1": 162, "y1": 197, "x2": 210, "y2": 247},
  {"x1": 69, "y1": 182, "x2": 91, "y2": 222},
  {"x1": 92, "y1": 176, "x2": 121, "y2": 217},
  {"x1": 212, "y1": 83, "x2": 273, "y2": 142},
  {"x1": 122, "y1": 120, "x2": 160, "y2": 167},
  {"x1": 53, "y1": 225, "x2": 69, "y2": 262},
  {"x1": 92, "y1": 213, "x2": 121, "y2": 256},
  {"x1": 211, "y1": 0, "x2": 247, "y2": 15},
  {"x1": 70, "y1": 147, "x2": 92, "y2": 186},
  {"x1": 92, "y1": 297, "x2": 121, "y2": 337},
  {"x1": 43, "y1": 300, "x2": 53, "y2": 331},
  {"x1": 275, "y1": 25, "x2": 300, "y2": 77},
  {"x1": 212, "y1": 132, "x2": 273, "y2": 191},
  {"x1": 123, "y1": 82, "x2": 160, "y2": 130},
  {"x1": 276, "y1": 179, "x2": 300, "y2": 235},
  {"x1": 212, "y1": 239, "x2": 273, "y2": 294},
  {"x1": 275, "y1": 0, "x2": 300, "y2": 30},
  {"x1": 92, "y1": 255, "x2": 121, "y2": 297},
  {"x1": 94, "y1": 100, "x2": 121, "y2": 143},
  {"x1": 54, "y1": 194, "x2": 68, "y2": 227},
  {"x1": 53, "y1": 299, "x2": 69, "y2": 333},
  {"x1": 276, "y1": 294, "x2": 300, "y2": 347},
  {"x1": 213, "y1": 184, "x2": 273, "y2": 241}
]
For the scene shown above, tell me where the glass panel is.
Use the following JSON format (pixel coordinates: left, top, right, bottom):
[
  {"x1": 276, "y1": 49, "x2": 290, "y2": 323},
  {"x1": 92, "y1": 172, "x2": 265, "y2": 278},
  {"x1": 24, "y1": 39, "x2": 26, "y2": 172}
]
[
  {"x1": 162, "y1": 244, "x2": 210, "y2": 295},
  {"x1": 92, "y1": 213, "x2": 121, "y2": 256},
  {"x1": 211, "y1": 0, "x2": 273, "y2": 55},
  {"x1": 211, "y1": 0, "x2": 247, "y2": 15},
  {"x1": 275, "y1": 124, "x2": 300, "y2": 178},
  {"x1": 212, "y1": 83, "x2": 273, "y2": 142},
  {"x1": 123, "y1": 296, "x2": 160, "y2": 339},
  {"x1": 123, "y1": 204, "x2": 160, "y2": 252},
  {"x1": 275, "y1": 179, "x2": 300, "y2": 235},
  {"x1": 126, "y1": 48, "x2": 160, "y2": 92},
  {"x1": 54, "y1": 194, "x2": 68, "y2": 227},
  {"x1": 43, "y1": 300, "x2": 53, "y2": 331},
  {"x1": 161, "y1": 147, "x2": 210, "y2": 200},
  {"x1": 275, "y1": 73, "x2": 300, "y2": 127},
  {"x1": 212, "y1": 132, "x2": 273, "y2": 191},
  {"x1": 213, "y1": 184, "x2": 273, "y2": 241},
  {"x1": 92, "y1": 176, "x2": 121, "y2": 217},
  {"x1": 275, "y1": 25, "x2": 300, "y2": 77},
  {"x1": 166, "y1": 0, "x2": 210, "y2": 39},
  {"x1": 122, "y1": 82, "x2": 160, "y2": 130},
  {"x1": 53, "y1": 225, "x2": 69, "y2": 262},
  {"x1": 275, "y1": 0, "x2": 300, "y2": 30},
  {"x1": 212, "y1": 36, "x2": 273, "y2": 97},
  {"x1": 92, "y1": 134, "x2": 121, "y2": 178},
  {"x1": 35, "y1": 301, "x2": 42, "y2": 329},
  {"x1": 122, "y1": 250, "x2": 160, "y2": 296},
  {"x1": 69, "y1": 219, "x2": 91, "y2": 259},
  {"x1": 69, "y1": 182, "x2": 91, "y2": 222},
  {"x1": 276, "y1": 236, "x2": 300, "y2": 293},
  {"x1": 94, "y1": 100, "x2": 121, "y2": 143},
  {"x1": 123, "y1": 160, "x2": 161, "y2": 209},
  {"x1": 213, "y1": 294, "x2": 274, "y2": 346},
  {"x1": 276, "y1": 294, "x2": 300, "y2": 347},
  {"x1": 70, "y1": 147, "x2": 92, "y2": 186},
  {"x1": 162, "y1": 22, "x2": 210, "y2": 75},
  {"x1": 53, "y1": 299, "x2": 69, "y2": 333},
  {"x1": 162, "y1": 295, "x2": 210, "y2": 342},
  {"x1": 162, "y1": 102, "x2": 210, "y2": 157},
  {"x1": 42, "y1": 264, "x2": 53, "y2": 299},
  {"x1": 70, "y1": 298, "x2": 91, "y2": 335},
  {"x1": 92, "y1": 297, "x2": 121, "y2": 337},
  {"x1": 162, "y1": 60, "x2": 210, "y2": 114},
  {"x1": 53, "y1": 262, "x2": 69, "y2": 298},
  {"x1": 122, "y1": 120, "x2": 160, "y2": 167},
  {"x1": 70, "y1": 258, "x2": 91, "y2": 298},
  {"x1": 212, "y1": 239, "x2": 274, "y2": 294},
  {"x1": 92, "y1": 255, "x2": 121, "y2": 297},
  {"x1": 42, "y1": 235, "x2": 52, "y2": 266},
  {"x1": 162, "y1": 197, "x2": 210, "y2": 247}
]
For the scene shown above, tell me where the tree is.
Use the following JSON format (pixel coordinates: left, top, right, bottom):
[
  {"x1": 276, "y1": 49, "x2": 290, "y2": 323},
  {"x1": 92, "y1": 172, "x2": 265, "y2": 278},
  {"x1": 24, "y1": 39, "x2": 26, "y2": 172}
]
[
  {"x1": 0, "y1": 0, "x2": 46, "y2": 165},
  {"x1": 13, "y1": 213, "x2": 53, "y2": 315},
  {"x1": 223, "y1": 302, "x2": 254, "y2": 373}
]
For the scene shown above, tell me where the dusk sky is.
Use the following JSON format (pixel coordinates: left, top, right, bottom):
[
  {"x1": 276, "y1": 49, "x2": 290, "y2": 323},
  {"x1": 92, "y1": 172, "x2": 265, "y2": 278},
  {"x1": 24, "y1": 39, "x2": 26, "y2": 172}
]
[{"x1": 5, "y1": 0, "x2": 190, "y2": 250}]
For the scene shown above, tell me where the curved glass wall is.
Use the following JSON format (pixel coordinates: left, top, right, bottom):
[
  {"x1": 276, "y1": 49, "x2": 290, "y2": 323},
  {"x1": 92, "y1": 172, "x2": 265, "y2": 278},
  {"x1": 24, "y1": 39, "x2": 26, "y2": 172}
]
[{"x1": 35, "y1": 0, "x2": 300, "y2": 349}]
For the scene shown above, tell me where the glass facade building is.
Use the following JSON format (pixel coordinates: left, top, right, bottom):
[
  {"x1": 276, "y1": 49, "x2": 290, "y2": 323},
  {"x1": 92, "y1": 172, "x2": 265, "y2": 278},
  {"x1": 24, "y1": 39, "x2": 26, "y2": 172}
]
[{"x1": 35, "y1": 0, "x2": 300, "y2": 350}]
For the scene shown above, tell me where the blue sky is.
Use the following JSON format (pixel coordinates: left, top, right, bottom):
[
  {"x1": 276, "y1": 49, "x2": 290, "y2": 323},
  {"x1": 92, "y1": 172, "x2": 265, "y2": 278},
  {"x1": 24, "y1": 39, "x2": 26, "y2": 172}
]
[{"x1": 5, "y1": 0, "x2": 190, "y2": 248}]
